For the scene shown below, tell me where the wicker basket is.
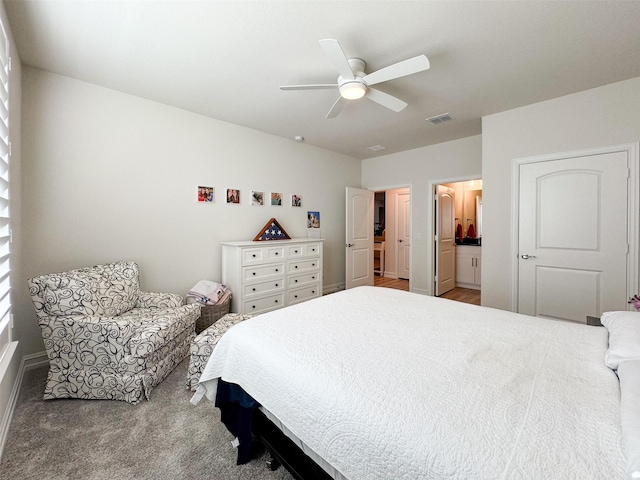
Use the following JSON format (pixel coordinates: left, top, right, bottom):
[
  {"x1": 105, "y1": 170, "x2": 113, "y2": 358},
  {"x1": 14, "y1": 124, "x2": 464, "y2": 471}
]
[{"x1": 195, "y1": 297, "x2": 231, "y2": 334}]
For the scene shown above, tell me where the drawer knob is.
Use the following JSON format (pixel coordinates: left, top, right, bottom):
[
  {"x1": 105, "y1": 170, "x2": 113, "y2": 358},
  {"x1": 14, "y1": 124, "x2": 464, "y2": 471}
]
[
  {"x1": 312, "y1": 290, "x2": 315, "y2": 294},
  {"x1": 295, "y1": 250, "x2": 298, "y2": 253},
  {"x1": 295, "y1": 266, "x2": 298, "y2": 269},
  {"x1": 275, "y1": 252, "x2": 279, "y2": 255},
  {"x1": 312, "y1": 263, "x2": 315, "y2": 267},
  {"x1": 312, "y1": 276, "x2": 315, "y2": 280},
  {"x1": 252, "y1": 288, "x2": 256, "y2": 292},
  {"x1": 275, "y1": 299, "x2": 278, "y2": 303},
  {"x1": 275, "y1": 268, "x2": 279, "y2": 272},
  {"x1": 252, "y1": 254, "x2": 256, "y2": 258},
  {"x1": 252, "y1": 272, "x2": 256, "y2": 276},
  {"x1": 275, "y1": 283, "x2": 279, "y2": 287},
  {"x1": 295, "y1": 279, "x2": 298, "y2": 283},
  {"x1": 252, "y1": 305, "x2": 256, "y2": 309},
  {"x1": 312, "y1": 249, "x2": 315, "y2": 252},
  {"x1": 294, "y1": 295, "x2": 298, "y2": 298}
]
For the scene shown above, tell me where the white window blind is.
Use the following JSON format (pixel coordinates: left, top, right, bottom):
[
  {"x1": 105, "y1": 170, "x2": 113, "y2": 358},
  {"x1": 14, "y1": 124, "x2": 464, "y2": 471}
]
[{"x1": 0, "y1": 16, "x2": 11, "y2": 363}]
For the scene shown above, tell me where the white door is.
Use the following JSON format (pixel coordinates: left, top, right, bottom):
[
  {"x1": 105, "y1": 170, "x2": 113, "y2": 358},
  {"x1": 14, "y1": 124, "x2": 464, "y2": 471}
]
[
  {"x1": 397, "y1": 192, "x2": 411, "y2": 279},
  {"x1": 518, "y1": 150, "x2": 630, "y2": 322},
  {"x1": 346, "y1": 187, "x2": 374, "y2": 289},
  {"x1": 435, "y1": 185, "x2": 455, "y2": 295}
]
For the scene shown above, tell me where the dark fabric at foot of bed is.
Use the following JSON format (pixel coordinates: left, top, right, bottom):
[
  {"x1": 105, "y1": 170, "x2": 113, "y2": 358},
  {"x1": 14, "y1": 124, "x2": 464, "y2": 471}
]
[{"x1": 215, "y1": 380, "x2": 260, "y2": 464}]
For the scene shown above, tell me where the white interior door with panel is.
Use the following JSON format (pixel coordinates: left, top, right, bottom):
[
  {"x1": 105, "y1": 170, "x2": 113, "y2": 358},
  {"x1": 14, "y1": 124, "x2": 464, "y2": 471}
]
[
  {"x1": 346, "y1": 187, "x2": 374, "y2": 289},
  {"x1": 435, "y1": 185, "x2": 455, "y2": 295},
  {"x1": 397, "y1": 192, "x2": 411, "y2": 280},
  {"x1": 517, "y1": 148, "x2": 635, "y2": 322}
]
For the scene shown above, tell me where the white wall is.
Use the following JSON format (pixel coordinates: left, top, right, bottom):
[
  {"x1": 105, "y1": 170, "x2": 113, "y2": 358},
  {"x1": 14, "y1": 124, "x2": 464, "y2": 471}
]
[
  {"x1": 482, "y1": 76, "x2": 640, "y2": 311},
  {"x1": 16, "y1": 67, "x2": 361, "y2": 357},
  {"x1": 362, "y1": 135, "x2": 482, "y2": 294}
]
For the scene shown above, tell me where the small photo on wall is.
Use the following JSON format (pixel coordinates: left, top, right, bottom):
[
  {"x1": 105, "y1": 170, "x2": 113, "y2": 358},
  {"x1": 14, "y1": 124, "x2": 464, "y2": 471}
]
[
  {"x1": 271, "y1": 192, "x2": 282, "y2": 206},
  {"x1": 198, "y1": 186, "x2": 214, "y2": 203},
  {"x1": 252, "y1": 191, "x2": 264, "y2": 206},
  {"x1": 226, "y1": 189, "x2": 240, "y2": 204},
  {"x1": 307, "y1": 211, "x2": 320, "y2": 228},
  {"x1": 291, "y1": 194, "x2": 302, "y2": 207}
]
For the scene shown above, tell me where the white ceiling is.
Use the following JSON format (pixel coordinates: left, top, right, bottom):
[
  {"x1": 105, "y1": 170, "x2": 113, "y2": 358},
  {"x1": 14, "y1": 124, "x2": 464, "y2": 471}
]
[{"x1": 4, "y1": 0, "x2": 640, "y2": 159}]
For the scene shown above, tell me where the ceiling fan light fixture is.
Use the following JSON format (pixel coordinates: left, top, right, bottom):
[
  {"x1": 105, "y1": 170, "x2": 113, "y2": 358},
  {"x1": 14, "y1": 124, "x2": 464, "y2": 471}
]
[{"x1": 339, "y1": 81, "x2": 366, "y2": 100}]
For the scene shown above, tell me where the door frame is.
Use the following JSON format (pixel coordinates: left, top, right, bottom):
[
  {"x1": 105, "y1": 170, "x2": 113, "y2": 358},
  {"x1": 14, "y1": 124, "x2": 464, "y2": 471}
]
[
  {"x1": 428, "y1": 175, "x2": 481, "y2": 297},
  {"x1": 510, "y1": 143, "x2": 639, "y2": 312},
  {"x1": 368, "y1": 183, "x2": 412, "y2": 291}
]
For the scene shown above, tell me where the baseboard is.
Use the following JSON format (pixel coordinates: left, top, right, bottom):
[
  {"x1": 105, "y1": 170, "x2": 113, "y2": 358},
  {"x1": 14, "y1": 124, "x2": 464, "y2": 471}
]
[
  {"x1": 411, "y1": 287, "x2": 430, "y2": 296},
  {"x1": 323, "y1": 283, "x2": 345, "y2": 295},
  {"x1": 23, "y1": 350, "x2": 48, "y2": 370},
  {"x1": 0, "y1": 349, "x2": 47, "y2": 461}
]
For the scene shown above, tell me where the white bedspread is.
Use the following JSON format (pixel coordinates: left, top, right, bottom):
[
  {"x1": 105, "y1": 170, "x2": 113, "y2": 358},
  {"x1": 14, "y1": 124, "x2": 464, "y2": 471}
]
[{"x1": 195, "y1": 286, "x2": 626, "y2": 479}]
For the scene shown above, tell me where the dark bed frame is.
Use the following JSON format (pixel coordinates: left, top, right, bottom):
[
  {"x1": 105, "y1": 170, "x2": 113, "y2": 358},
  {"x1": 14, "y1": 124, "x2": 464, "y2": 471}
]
[
  {"x1": 216, "y1": 379, "x2": 334, "y2": 480},
  {"x1": 252, "y1": 408, "x2": 333, "y2": 480}
]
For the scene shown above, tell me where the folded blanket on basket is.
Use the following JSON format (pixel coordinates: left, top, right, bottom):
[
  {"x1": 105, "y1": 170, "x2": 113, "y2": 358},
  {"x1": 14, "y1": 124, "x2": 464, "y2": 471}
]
[{"x1": 187, "y1": 280, "x2": 231, "y2": 305}]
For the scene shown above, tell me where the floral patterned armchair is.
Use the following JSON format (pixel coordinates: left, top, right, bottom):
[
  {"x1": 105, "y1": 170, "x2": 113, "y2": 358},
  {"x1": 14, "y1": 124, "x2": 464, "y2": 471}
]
[{"x1": 28, "y1": 261, "x2": 201, "y2": 404}]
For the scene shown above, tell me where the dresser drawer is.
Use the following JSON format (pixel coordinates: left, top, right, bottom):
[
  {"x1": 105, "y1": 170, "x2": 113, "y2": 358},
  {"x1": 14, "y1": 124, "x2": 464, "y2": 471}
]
[
  {"x1": 243, "y1": 293, "x2": 285, "y2": 314},
  {"x1": 244, "y1": 278, "x2": 285, "y2": 298},
  {"x1": 243, "y1": 263, "x2": 285, "y2": 282},
  {"x1": 288, "y1": 286, "x2": 320, "y2": 305},
  {"x1": 305, "y1": 244, "x2": 321, "y2": 256},
  {"x1": 288, "y1": 259, "x2": 320, "y2": 274},
  {"x1": 288, "y1": 272, "x2": 320, "y2": 288},
  {"x1": 288, "y1": 244, "x2": 321, "y2": 258},
  {"x1": 242, "y1": 246, "x2": 285, "y2": 265}
]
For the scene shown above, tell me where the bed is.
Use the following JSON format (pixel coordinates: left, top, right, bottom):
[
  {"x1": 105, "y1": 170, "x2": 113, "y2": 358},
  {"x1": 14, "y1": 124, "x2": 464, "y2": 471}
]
[{"x1": 191, "y1": 286, "x2": 640, "y2": 479}]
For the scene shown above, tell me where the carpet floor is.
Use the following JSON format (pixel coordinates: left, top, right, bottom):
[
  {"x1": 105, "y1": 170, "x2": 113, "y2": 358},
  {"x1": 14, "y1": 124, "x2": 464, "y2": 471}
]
[{"x1": 0, "y1": 360, "x2": 295, "y2": 480}]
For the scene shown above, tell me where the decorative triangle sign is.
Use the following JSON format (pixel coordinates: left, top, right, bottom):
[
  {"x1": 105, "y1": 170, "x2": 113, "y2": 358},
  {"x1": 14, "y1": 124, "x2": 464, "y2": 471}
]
[{"x1": 253, "y1": 218, "x2": 291, "y2": 241}]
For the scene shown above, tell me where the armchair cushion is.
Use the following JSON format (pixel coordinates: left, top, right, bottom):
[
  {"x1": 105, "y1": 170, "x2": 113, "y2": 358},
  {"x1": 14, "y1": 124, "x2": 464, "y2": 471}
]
[
  {"x1": 136, "y1": 291, "x2": 183, "y2": 309},
  {"x1": 36, "y1": 262, "x2": 140, "y2": 317}
]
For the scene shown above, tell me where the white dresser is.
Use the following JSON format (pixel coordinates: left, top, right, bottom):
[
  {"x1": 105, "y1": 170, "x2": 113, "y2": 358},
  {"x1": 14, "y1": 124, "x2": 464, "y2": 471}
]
[{"x1": 221, "y1": 239, "x2": 323, "y2": 314}]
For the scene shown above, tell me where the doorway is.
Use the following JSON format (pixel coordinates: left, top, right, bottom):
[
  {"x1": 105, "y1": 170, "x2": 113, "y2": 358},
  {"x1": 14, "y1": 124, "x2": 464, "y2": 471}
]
[
  {"x1": 372, "y1": 187, "x2": 411, "y2": 290},
  {"x1": 345, "y1": 186, "x2": 412, "y2": 291},
  {"x1": 433, "y1": 179, "x2": 482, "y2": 303}
]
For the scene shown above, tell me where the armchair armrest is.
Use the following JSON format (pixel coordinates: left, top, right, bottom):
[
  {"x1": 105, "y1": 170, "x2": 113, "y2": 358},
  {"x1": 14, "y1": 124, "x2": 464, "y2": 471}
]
[{"x1": 136, "y1": 291, "x2": 184, "y2": 309}]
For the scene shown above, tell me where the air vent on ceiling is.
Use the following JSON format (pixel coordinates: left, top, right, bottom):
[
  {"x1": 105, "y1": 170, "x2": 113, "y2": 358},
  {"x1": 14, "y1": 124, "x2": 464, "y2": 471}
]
[
  {"x1": 366, "y1": 144, "x2": 386, "y2": 152},
  {"x1": 426, "y1": 113, "x2": 453, "y2": 125}
]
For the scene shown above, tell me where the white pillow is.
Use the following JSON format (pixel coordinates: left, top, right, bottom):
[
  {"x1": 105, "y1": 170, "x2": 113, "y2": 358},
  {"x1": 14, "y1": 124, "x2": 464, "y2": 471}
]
[{"x1": 601, "y1": 311, "x2": 640, "y2": 369}]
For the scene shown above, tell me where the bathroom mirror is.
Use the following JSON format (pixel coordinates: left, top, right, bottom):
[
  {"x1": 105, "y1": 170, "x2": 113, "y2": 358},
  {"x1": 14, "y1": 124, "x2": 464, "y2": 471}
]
[{"x1": 463, "y1": 189, "x2": 482, "y2": 239}]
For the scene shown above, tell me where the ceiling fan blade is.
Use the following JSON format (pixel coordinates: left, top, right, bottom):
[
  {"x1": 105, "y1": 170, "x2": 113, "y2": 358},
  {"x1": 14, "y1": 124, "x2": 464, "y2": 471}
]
[
  {"x1": 326, "y1": 97, "x2": 347, "y2": 119},
  {"x1": 319, "y1": 39, "x2": 355, "y2": 81},
  {"x1": 363, "y1": 55, "x2": 430, "y2": 86},
  {"x1": 280, "y1": 84, "x2": 338, "y2": 91},
  {"x1": 365, "y1": 88, "x2": 408, "y2": 112}
]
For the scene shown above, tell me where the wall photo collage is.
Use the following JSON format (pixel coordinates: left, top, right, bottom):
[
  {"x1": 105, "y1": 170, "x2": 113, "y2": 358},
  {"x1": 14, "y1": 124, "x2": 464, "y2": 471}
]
[{"x1": 197, "y1": 186, "x2": 303, "y2": 207}]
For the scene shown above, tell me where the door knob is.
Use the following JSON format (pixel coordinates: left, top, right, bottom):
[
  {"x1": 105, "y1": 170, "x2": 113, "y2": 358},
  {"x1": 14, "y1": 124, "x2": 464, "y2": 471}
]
[
  {"x1": 398, "y1": 239, "x2": 403, "y2": 243},
  {"x1": 346, "y1": 243, "x2": 355, "y2": 248},
  {"x1": 521, "y1": 254, "x2": 536, "y2": 259}
]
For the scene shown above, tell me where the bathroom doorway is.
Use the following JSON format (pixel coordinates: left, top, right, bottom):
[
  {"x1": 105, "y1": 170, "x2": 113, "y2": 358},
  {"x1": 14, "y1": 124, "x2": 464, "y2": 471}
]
[{"x1": 433, "y1": 179, "x2": 482, "y2": 304}]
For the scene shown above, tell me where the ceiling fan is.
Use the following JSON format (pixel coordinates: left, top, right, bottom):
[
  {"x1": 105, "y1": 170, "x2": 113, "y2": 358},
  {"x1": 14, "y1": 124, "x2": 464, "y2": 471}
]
[{"x1": 280, "y1": 39, "x2": 430, "y2": 119}]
